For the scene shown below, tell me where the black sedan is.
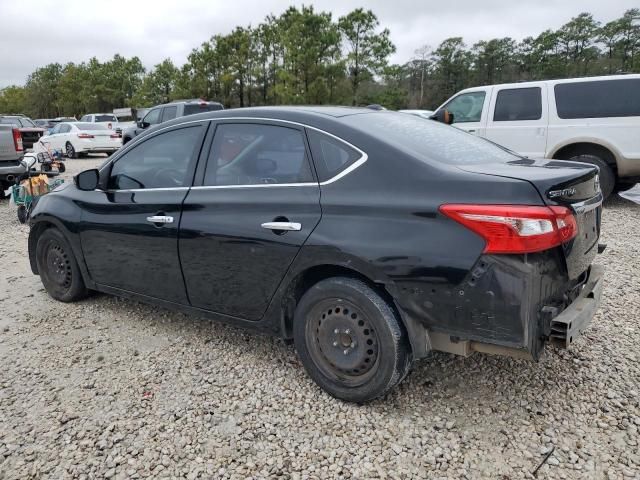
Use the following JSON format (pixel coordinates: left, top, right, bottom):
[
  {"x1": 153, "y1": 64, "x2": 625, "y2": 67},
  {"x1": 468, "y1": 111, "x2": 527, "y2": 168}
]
[{"x1": 28, "y1": 107, "x2": 604, "y2": 402}]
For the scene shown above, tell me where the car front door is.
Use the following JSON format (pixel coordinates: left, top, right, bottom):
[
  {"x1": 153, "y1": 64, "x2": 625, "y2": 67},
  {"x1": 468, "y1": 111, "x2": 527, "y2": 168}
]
[
  {"x1": 439, "y1": 90, "x2": 490, "y2": 136},
  {"x1": 78, "y1": 122, "x2": 208, "y2": 303},
  {"x1": 484, "y1": 85, "x2": 548, "y2": 158},
  {"x1": 179, "y1": 121, "x2": 322, "y2": 320}
]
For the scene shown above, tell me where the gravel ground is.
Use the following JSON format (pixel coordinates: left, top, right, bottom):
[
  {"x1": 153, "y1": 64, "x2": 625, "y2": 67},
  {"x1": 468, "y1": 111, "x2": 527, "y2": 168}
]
[{"x1": 1, "y1": 158, "x2": 639, "y2": 480}]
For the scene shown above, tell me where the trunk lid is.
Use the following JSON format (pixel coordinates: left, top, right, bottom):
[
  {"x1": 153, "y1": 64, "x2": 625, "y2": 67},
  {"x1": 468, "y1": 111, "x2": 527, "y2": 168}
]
[{"x1": 459, "y1": 158, "x2": 602, "y2": 279}]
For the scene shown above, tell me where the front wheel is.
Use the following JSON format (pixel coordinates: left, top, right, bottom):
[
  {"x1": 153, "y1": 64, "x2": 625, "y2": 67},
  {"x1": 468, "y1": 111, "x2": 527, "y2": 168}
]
[
  {"x1": 57, "y1": 162, "x2": 66, "y2": 173},
  {"x1": 293, "y1": 277, "x2": 412, "y2": 403},
  {"x1": 36, "y1": 228, "x2": 88, "y2": 302}
]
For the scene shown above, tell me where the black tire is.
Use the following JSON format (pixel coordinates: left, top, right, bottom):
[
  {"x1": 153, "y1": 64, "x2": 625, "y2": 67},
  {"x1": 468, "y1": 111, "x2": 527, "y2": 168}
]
[
  {"x1": 567, "y1": 154, "x2": 615, "y2": 199},
  {"x1": 36, "y1": 228, "x2": 88, "y2": 302},
  {"x1": 614, "y1": 181, "x2": 636, "y2": 193},
  {"x1": 17, "y1": 205, "x2": 28, "y2": 224},
  {"x1": 293, "y1": 277, "x2": 412, "y2": 403},
  {"x1": 57, "y1": 162, "x2": 66, "y2": 173},
  {"x1": 65, "y1": 142, "x2": 78, "y2": 159},
  {"x1": 122, "y1": 137, "x2": 131, "y2": 145}
]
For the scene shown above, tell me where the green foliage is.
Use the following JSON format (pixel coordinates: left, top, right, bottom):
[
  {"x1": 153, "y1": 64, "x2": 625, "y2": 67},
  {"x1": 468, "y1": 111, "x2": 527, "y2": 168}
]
[{"x1": 5, "y1": 8, "x2": 640, "y2": 118}]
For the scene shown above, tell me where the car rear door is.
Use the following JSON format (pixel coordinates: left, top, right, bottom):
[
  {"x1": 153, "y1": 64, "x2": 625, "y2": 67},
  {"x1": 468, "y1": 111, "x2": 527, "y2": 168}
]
[
  {"x1": 484, "y1": 84, "x2": 548, "y2": 158},
  {"x1": 179, "y1": 120, "x2": 322, "y2": 320},
  {"x1": 79, "y1": 121, "x2": 208, "y2": 303}
]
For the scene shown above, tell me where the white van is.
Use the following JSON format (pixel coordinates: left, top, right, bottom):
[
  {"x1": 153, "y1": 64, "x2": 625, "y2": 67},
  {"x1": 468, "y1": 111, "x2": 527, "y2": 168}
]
[{"x1": 435, "y1": 74, "x2": 640, "y2": 197}]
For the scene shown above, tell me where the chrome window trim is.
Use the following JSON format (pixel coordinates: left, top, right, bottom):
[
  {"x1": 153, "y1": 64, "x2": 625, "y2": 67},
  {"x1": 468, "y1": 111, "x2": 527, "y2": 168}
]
[{"x1": 103, "y1": 116, "x2": 368, "y2": 192}]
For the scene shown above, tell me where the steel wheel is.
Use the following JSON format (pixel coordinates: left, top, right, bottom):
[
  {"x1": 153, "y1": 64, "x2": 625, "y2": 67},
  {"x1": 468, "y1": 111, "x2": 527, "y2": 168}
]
[
  {"x1": 43, "y1": 241, "x2": 73, "y2": 290},
  {"x1": 66, "y1": 142, "x2": 77, "y2": 159},
  {"x1": 306, "y1": 299, "x2": 380, "y2": 386}
]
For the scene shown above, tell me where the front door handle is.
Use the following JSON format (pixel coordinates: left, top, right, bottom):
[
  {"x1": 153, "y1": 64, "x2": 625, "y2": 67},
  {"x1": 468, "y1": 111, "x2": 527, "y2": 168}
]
[
  {"x1": 146, "y1": 215, "x2": 174, "y2": 224},
  {"x1": 261, "y1": 221, "x2": 301, "y2": 231}
]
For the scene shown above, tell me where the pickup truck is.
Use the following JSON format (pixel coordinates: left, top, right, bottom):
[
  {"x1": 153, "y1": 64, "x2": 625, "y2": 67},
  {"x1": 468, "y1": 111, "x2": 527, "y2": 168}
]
[{"x1": 0, "y1": 125, "x2": 26, "y2": 198}]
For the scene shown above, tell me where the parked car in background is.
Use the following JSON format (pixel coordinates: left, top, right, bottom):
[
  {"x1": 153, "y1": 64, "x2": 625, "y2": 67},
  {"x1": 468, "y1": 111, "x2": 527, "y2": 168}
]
[
  {"x1": 0, "y1": 115, "x2": 46, "y2": 150},
  {"x1": 79, "y1": 113, "x2": 121, "y2": 136},
  {"x1": 40, "y1": 122, "x2": 121, "y2": 158},
  {"x1": 121, "y1": 99, "x2": 223, "y2": 145},
  {"x1": 398, "y1": 109, "x2": 434, "y2": 119},
  {"x1": 29, "y1": 107, "x2": 604, "y2": 402},
  {"x1": 47, "y1": 117, "x2": 78, "y2": 134},
  {"x1": 34, "y1": 119, "x2": 54, "y2": 129},
  {"x1": 0, "y1": 124, "x2": 26, "y2": 197},
  {"x1": 434, "y1": 74, "x2": 640, "y2": 198}
]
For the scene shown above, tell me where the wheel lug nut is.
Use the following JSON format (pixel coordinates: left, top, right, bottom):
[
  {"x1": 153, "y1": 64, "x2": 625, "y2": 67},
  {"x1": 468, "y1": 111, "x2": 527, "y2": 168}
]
[
  {"x1": 350, "y1": 342, "x2": 356, "y2": 348},
  {"x1": 345, "y1": 329, "x2": 351, "y2": 334},
  {"x1": 343, "y1": 349, "x2": 349, "y2": 355},
  {"x1": 332, "y1": 341, "x2": 338, "y2": 347},
  {"x1": 334, "y1": 329, "x2": 340, "y2": 334}
]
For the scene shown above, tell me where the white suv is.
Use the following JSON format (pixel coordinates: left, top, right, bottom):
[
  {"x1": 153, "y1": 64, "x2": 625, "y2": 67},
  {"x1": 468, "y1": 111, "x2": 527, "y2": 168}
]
[{"x1": 435, "y1": 74, "x2": 640, "y2": 197}]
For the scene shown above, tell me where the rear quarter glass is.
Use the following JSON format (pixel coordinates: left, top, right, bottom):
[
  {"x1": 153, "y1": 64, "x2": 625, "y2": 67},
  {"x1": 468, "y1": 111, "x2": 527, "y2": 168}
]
[{"x1": 344, "y1": 113, "x2": 520, "y2": 165}]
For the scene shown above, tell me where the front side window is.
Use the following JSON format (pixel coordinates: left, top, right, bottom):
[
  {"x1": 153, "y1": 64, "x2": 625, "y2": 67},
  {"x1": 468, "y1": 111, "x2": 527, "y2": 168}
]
[
  {"x1": 493, "y1": 87, "x2": 542, "y2": 121},
  {"x1": 307, "y1": 130, "x2": 362, "y2": 182},
  {"x1": 108, "y1": 126, "x2": 203, "y2": 190},
  {"x1": 442, "y1": 92, "x2": 486, "y2": 123},
  {"x1": 204, "y1": 123, "x2": 313, "y2": 186},
  {"x1": 143, "y1": 108, "x2": 161, "y2": 126},
  {"x1": 555, "y1": 79, "x2": 640, "y2": 119}
]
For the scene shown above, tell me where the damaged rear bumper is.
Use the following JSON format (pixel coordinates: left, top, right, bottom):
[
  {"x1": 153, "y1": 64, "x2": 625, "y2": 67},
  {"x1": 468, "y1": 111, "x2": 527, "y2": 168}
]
[{"x1": 548, "y1": 264, "x2": 604, "y2": 348}]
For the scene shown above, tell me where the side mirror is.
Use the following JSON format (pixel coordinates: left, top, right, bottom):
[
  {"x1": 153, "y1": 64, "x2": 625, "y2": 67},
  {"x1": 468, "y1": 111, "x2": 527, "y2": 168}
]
[
  {"x1": 75, "y1": 169, "x2": 100, "y2": 191},
  {"x1": 430, "y1": 109, "x2": 455, "y2": 125},
  {"x1": 138, "y1": 121, "x2": 149, "y2": 129}
]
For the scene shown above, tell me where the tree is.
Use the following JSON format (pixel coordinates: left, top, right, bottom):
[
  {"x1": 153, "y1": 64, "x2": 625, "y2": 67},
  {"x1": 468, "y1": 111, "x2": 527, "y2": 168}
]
[
  {"x1": 0, "y1": 86, "x2": 27, "y2": 114},
  {"x1": 338, "y1": 9, "x2": 395, "y2": 105}
]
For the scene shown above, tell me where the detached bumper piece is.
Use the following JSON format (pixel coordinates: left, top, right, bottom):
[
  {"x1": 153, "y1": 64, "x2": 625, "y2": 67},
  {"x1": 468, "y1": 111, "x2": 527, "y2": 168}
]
[{"x1": 549, "y1": 264, "x2": 604, "y2": 348}]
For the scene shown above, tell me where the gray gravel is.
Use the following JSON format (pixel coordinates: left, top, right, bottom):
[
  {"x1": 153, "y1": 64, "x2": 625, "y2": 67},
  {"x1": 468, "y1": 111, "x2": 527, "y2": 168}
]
[{"x1": 1, "y1": 158, "x2": 639, "y2": 479}]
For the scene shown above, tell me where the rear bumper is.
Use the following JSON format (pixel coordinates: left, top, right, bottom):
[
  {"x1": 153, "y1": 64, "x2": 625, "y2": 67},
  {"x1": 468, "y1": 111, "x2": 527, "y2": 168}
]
[
  {"x1": 549, "y1": 264, "x2": 604, "y2": 348},
  {"x1": 0, "y1": 163, "x2": 26, "y2": 182}
]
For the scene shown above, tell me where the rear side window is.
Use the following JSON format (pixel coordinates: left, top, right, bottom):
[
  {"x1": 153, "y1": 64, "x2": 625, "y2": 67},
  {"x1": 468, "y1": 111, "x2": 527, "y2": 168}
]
[
  {"x1": 161, "y1": 106, "x2": 177, "y2": 122},
  {"x1": 307, "y1": 130, "x2": 362, "y2": 182},
  {"x1": 204, "y1": 123, "x2": 313, "y2": 186},
  {"x1": 184, "y1": 103, "x2": 223, "y2": 116},
  {"x1": 555, "y1": 79, "x2": 640, "y2": 119},
  {"x1": 493, "y1": 87, "x2": 542, "y2": 121},
  {"x1": 108, "y1": 126, "x2": 203, "y2": 190}
]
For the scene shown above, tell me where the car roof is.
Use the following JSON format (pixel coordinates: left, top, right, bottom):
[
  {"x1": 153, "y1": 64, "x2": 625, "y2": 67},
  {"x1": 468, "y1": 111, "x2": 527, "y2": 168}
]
[{"x1": 457, "y1": 73, "x2": 640, "y2": 93}]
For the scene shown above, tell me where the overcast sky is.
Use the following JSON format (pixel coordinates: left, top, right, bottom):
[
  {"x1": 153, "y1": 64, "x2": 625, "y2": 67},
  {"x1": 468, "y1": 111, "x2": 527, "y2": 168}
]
[{"x1": 1, "y1": 0, "x2": 637, "y2": 88}]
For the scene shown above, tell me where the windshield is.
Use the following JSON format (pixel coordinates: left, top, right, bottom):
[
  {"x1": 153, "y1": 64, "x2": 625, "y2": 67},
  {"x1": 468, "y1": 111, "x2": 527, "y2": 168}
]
[
  {"x1": 20, "y1": 118, "x2": 36, "y2": 127},
  {"x1": 76, "y1": 123, "x2": 108, "y2": 130},
  {"x1": 344, "y1": 112, "x2": 520, "y2": 165},
  {"x1": 95, "y1": 115, "x2": 117, "y2": 122},
  {"x1": 0, "y1": 117, "x2": 21, "y2": 126}
]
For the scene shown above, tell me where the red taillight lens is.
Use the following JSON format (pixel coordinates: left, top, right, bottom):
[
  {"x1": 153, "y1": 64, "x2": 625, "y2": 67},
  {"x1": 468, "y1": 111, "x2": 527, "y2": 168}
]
[
  {"x1": 12, "y1": 128, "x2": 23, "y2": 151},
  {"x1": 77, "y1": 133, "x2": 94, "y2": 139},
  {"x1": 110, "y1": 133, "x2": 120, "y2": 139},
  {"x1": 439, "y1": 204, "x2": 578, "y2": 254}
]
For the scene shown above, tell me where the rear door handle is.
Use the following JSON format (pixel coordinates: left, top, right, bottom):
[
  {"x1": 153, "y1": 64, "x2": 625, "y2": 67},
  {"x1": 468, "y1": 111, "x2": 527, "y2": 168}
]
[
  {"x1": 146, "y1": 215, "x2": 174, "y2": 224},
  {"x1": 261, "y1": 222, "x2": 301, "y2": 231}
]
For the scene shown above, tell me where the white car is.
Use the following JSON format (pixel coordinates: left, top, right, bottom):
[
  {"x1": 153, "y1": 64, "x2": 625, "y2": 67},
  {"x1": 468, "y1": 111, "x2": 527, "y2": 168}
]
[
  {"x1": 435, "y1": 74, "x2": 640, "y2": 197},
  {"x1": 79, "y1": 113, "x2": 121, "y2": 135},
  {"x1": 398, "y1": 109, "x2": 434, "y2": 119},
  {"x1": 40, "y1": 122, "x2": 121, "y2": 158}
]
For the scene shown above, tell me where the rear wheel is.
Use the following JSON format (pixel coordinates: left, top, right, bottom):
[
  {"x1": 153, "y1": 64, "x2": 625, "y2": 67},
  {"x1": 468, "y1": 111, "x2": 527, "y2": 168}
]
[
  {"x1": 36, "y1": 228, "x2": 88, "y2": 302},
  {"x1": 567, "y1": 154, "x2": 614, "y2": 199},
  {"x1": 65, "y1": 142, "x2": 78, "y2": 159},
  {"x1": 293, "y1": 277, "x2": 412, "y2": 403}
]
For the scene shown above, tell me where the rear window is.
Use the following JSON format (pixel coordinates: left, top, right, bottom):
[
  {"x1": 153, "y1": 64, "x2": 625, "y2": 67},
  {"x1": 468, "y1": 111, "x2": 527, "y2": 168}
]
[
  {"x1": 345, "y1": 113, "x2": 519, "y2": 165},
  {"x1": 184, "y1": 103, "x2": 223, "y2": 116},
  {"x1": 76, "y1": 123, "x2": 108, "y2": 130},
  {"x1": 555, "y1": 79, "x2": 640, "y2": 119},
  {"x1": 95, "y1": 115, "x2": 117, "y2": 122},
  {"x1": 493, "y1": 87, "x2": 542, "y2": 121}
]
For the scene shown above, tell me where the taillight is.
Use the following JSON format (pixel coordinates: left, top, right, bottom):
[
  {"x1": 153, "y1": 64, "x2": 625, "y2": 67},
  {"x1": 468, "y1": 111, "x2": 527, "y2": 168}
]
[
  {"x1": 439, "y1": 204, "x2": 578, "y2": 254},
  {"x1": 110, "y1": 133, "x2": 120, "y2": 139},
  {"x1": 12, "y1": 128, "x2": 23, "y2": 151},
  {"x1": 77, "y1": 133, "x2": 94, "y2": 139}
]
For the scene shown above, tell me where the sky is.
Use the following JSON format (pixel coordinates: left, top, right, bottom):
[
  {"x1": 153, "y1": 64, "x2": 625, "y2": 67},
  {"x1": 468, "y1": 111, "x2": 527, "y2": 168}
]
[{"x1": 1, "y1": 0, "x2": 638, "y2": 88}]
